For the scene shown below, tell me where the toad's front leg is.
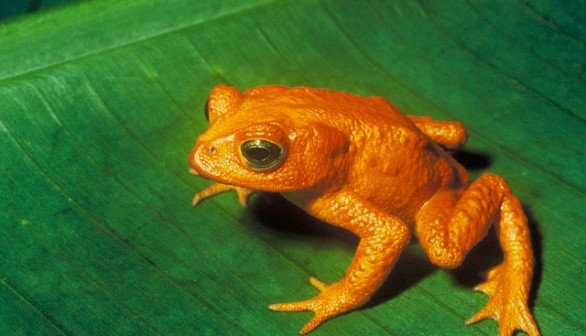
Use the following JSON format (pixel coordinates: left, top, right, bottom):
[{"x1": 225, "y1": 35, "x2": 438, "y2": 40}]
[
  {"x1": 189, "y1": 168, "x2": 254, "y2": 207},
  {"x1": 270, "y1": 191, "x2": 411, "y2": 334}
]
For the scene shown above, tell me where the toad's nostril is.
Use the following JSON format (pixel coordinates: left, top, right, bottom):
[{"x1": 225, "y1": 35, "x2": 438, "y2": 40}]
[{"x1": 208, "y1": 146, "x2": 216, "y2": 154}]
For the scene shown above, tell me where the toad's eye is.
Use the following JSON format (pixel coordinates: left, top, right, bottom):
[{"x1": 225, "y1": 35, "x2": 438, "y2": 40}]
[
  {"x1": 203, "y1": 99, "x2": 210, "y2": 121},
  {"x1": 240, "y1": 139, "x2": 284, "y2": 171}
]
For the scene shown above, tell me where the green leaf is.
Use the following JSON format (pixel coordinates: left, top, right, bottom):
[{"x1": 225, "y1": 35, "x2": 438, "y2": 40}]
[{"x1": 1, "y1": 1, "x2": 585, "y2": 335}]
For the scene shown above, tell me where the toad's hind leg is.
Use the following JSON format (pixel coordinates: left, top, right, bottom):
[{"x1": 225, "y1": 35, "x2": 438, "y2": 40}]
[{"x1": 414, "y1": 173, "x2": 539, "y2": 336}]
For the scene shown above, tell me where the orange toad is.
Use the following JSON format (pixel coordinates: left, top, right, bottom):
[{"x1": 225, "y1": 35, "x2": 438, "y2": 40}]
[{"x1": 189, "y1": 85, "x2": 539, "y2": 336}]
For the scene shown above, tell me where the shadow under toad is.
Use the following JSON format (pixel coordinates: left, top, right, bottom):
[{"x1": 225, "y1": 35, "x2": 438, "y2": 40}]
[{"x1": 246, "y1": 193, "x2": 437, "y2": 307}]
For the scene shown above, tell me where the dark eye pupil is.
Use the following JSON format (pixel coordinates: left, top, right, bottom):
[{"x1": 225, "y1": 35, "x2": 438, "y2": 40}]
[
  {"x1": 241, "y1": 139, "x2": 284, "y2": 171},
  {"x1": 246, "y1": 147, "x2": 271, "y2": 162}
]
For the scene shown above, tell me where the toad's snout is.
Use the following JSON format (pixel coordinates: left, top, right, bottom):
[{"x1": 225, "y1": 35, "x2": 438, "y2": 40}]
[{"x1": 189, "y1": 141, "x2": 216, "y2": 176}]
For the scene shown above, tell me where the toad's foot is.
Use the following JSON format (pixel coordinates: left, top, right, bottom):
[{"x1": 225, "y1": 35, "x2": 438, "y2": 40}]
[
  {"x1": 269, "y1": 277, "x2": 364, "y2": 334},
  {"x1": 192, "y1": 184, "x2": 254, "y2": 207},
  {"x1": 191, "y1": 167, "x2": 254, "y2": 207},
  {"x1": 466, "y1": 265, "x2": 540, "y2": 336}
]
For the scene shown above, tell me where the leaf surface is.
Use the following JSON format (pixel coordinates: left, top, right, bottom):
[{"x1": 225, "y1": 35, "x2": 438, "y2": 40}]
[{"x1": 1, "y1": 1, "x2": 585, "y2": 335}]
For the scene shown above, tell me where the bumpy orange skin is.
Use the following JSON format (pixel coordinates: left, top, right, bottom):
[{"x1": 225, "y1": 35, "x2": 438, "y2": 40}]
[{"x1": 189, "y1": 85, "x2": 539, "y2": 336}]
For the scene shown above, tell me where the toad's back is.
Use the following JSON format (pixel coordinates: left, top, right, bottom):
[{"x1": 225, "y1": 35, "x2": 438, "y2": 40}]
[{"x1": 242, "y1": 86, "x2": 467, "y2": 220}]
